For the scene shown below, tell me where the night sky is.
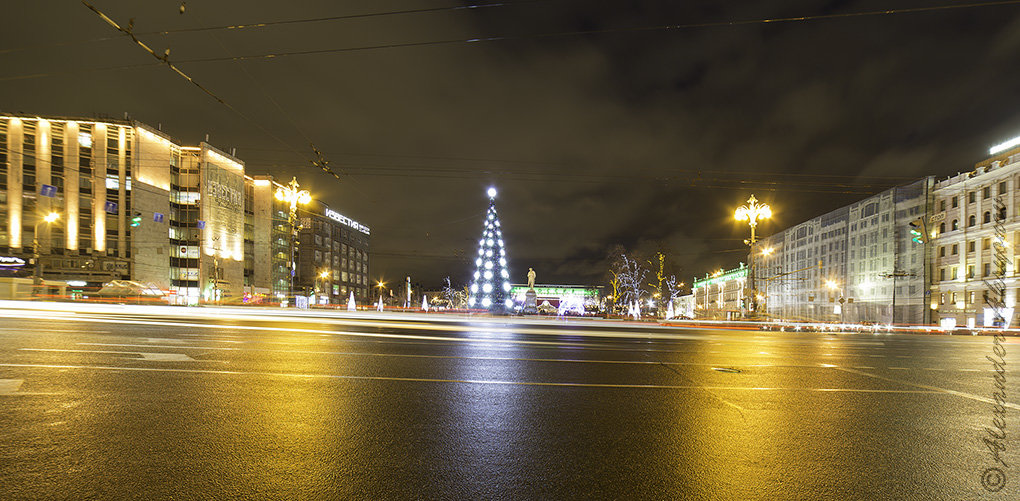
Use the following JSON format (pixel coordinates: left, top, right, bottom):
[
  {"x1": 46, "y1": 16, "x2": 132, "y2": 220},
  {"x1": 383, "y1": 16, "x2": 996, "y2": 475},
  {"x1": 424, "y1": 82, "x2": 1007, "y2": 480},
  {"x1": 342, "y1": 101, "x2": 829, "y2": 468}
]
[{"x1": 5, "y1": 0, "x2": 1020, "y2": 289}]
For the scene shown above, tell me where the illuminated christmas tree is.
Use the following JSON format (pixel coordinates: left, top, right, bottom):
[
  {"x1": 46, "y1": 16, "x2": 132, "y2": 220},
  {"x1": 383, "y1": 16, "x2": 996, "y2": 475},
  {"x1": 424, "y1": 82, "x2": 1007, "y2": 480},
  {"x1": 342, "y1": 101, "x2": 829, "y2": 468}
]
[{"x1": 468, "y1": 187, "x2": 512, "y2": 311}]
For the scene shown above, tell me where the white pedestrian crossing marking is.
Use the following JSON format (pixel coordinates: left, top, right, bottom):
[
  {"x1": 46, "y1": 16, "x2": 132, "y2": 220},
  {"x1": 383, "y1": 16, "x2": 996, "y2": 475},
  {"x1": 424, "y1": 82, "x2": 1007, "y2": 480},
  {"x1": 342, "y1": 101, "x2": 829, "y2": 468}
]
[
  {"x1": 19, "y1": 348, "x2": 197, "y2": 362},
  {"x1": 0, "y1": 379, "x2": 24, "y2": 395}
]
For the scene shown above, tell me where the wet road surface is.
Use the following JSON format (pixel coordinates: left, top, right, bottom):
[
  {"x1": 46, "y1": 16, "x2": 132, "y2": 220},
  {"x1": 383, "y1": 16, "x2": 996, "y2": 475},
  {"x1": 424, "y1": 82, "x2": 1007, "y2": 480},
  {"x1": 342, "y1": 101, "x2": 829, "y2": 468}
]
[{"x1": 0, "y1": 303, "x2": 1017, "y2": 499}]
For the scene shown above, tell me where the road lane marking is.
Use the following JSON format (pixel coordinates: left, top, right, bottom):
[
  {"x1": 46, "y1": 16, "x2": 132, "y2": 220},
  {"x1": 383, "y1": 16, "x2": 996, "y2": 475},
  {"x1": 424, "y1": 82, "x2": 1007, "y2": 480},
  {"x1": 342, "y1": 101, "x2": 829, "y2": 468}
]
[
  {"x1": 142, "y1": 337, "x2": 242, "y2": 345},
  {"x1": 834, "y1": 366, "x2": 1020, "y2": 410},
  {"x1": 20, "y1": 348, "x2": 196, "y2": 362},
  {"x1": 72, "y1": 343, "x2": 906, "y2": 370},
  {"x1": 0, "y1": 363, "x2": 948, "y2": 393},
  {"x1": 137, "y1": 353, "x2": 195, "y2": 362},
  {"x1": 0, "y1": 329, "x2": 110, "y2": 334}
]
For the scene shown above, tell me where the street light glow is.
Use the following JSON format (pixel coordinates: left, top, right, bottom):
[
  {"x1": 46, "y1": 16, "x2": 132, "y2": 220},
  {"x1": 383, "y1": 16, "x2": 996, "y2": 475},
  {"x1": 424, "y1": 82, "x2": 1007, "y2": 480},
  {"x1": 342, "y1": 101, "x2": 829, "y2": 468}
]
[
  {"x1": 43, "y1": 212, "x2": 60, "y2": 223},
  {"x1": 825, "y1": 280, "x2": 838, "y2": 290},
  {"x1": 735, "y1": 195, "x2": 772, "y2": 225}
]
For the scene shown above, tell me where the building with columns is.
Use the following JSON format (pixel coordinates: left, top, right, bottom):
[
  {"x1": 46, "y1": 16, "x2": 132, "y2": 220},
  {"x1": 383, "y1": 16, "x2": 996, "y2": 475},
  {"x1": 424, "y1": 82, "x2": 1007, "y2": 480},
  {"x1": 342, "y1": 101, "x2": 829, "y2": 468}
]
[
  {"x1": 0, "y1": 114, "x2": 169, "y2": 289},
  {"x1": 692, "y1": 264, "x2": 747, "y2": 320},
  {"x1": 1, "y1": 112, "x2": 370, "y2": 305}
]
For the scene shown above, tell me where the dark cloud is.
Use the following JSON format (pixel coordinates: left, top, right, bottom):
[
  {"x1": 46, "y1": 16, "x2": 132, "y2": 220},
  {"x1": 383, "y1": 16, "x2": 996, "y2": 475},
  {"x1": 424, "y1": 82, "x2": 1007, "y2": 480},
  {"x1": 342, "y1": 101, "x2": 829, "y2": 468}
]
[{"x1": 4, "y1": 0, "x2": 1020, "y2": 288}]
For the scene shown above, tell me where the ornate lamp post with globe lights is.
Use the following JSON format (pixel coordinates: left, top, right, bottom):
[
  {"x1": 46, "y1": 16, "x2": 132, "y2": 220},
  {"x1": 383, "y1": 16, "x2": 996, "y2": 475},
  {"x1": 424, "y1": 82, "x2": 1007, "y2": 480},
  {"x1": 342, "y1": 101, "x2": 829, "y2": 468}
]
[
  {"x1": 275, "y1": 177, "x2": 311, "y2": 303},
  {"x1": 734, "y1": 195, "x2": 771, "y2": 316},
  {"x1": 468, "y1": 187, "x2": 513, "y2": 312}
]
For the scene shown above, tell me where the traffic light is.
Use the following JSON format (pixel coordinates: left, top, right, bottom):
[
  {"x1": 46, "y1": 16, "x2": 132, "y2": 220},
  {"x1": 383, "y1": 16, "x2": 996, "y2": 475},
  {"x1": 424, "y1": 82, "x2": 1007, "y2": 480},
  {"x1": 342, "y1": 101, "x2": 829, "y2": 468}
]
[
  {"x1": 130, "y1": 211, "x2": 142, "y2": 227},
  {"x1": 908, "y1": 218, "x2": 925, "y2": 244}
]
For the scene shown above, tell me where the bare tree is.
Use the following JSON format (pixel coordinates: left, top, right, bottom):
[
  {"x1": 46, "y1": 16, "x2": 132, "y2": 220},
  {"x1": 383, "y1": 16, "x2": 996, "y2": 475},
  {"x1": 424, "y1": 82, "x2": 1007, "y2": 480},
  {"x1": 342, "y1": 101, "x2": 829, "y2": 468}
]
[
  {"x1": 442, "y1": 276, "x2": 467, "y2": 309},
  {"x1": 647, "y1": 252, "x2": 666, "y2": 303},
  {"x1": 615, "y1": 254, "x2": 647, "y2": 306},
  {"x1": 665, "y1": 275, "x2": 684, "y2": 302},
  {"x1": 605, "y1": 245, "x2": 626, "y2": 312}
]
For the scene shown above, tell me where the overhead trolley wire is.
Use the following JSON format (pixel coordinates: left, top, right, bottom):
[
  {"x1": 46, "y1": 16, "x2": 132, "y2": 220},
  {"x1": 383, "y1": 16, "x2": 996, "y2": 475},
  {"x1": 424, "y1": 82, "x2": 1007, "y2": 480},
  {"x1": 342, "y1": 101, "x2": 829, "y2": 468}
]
[
  {"x1": 5, "y1": 0, "x2": 1020, "y2": 82},
  {"x1": 0, "y1": 1, "x2": 520, "y2": 55},
  {"x1": 78, "y1": 1, "x2": 343, "y2": 183},
  {"x1": 82, "y1": 0, "x2": 1020, "y2": 66}
]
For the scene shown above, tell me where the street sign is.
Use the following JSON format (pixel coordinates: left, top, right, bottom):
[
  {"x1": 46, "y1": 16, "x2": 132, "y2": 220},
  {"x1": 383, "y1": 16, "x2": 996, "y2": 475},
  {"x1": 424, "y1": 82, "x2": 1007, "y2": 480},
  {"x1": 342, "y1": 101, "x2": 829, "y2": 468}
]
[
  {"x1": 0, "y1": 256, "x2": 26, "y2": 267},
  {"x1": 39, "y1": 184, "x2": 57, "y2": 197},
  {"x1": 103, "y1": 201, "x2": 118, "y2": 214},
  {"x1": 153, "y1": 212, "x2": 165, "y2": 223}
]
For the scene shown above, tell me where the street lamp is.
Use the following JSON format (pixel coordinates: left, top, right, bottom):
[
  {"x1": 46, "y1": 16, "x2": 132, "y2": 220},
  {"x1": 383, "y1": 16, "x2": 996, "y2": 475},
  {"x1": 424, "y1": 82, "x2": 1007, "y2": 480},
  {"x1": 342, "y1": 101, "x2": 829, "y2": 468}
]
[
  {"x1": 317, "y1": 269, "x2": 330, "y2": 303},
  {"x1": 735, "y1": 195, "x2": 771, "y2": 316},
  {"x1": 275, "y1": 177, "x2": 311, "y2": 305},
  {"x1": 32, "y1": 212, "x2": 60, "y2": 287},
  {"x1": 826, "y1": 279, "x2": 844, "y2": 323}
]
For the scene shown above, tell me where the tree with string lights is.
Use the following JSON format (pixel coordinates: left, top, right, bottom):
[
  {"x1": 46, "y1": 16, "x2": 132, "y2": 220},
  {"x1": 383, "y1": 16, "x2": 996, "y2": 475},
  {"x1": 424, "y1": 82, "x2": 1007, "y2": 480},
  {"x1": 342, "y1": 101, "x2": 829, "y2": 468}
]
[{"x1": 468, "y1": 187, "x2": 512, "y2": 312}]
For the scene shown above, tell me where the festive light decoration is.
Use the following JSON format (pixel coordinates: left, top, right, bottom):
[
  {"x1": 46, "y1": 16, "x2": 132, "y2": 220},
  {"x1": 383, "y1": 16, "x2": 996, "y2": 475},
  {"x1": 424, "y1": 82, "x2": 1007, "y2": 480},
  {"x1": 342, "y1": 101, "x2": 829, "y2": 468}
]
[{"x1": 468, "y1": 187, "x2": 512, "y2": 311}]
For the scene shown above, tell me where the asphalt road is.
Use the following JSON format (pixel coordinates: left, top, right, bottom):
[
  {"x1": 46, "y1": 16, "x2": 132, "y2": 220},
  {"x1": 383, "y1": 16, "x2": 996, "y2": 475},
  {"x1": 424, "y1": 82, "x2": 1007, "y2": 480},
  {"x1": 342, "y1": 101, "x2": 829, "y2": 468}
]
[{"x1": 0, "y1": 303, "x2": 1017, "y2": 500}]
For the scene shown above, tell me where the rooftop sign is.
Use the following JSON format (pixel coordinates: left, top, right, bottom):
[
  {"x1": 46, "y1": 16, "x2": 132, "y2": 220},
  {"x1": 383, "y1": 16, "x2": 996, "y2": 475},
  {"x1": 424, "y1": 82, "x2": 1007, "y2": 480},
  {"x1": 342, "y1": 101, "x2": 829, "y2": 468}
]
[
  {"x1": 989, "y1": 135, "x2": 1020, "y2": 155},
  {"x1": 324, "y1": 207, "x2": 370, "y2": 235}
]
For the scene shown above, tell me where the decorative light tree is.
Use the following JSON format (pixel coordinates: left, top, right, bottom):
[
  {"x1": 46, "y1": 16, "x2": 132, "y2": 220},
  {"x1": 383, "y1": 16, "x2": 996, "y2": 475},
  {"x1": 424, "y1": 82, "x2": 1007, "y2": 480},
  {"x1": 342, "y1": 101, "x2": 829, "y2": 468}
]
[{"x1": 468, "y1": 187, "x2": 512, "y2": 311}]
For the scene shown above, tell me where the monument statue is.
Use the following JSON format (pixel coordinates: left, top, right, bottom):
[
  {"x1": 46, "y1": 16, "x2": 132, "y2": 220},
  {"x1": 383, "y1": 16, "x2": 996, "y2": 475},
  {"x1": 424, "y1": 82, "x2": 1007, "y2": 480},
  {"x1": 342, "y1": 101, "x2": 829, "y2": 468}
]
[{"x1": 524, "y1": 268, "x2": 538, "y2": 314}]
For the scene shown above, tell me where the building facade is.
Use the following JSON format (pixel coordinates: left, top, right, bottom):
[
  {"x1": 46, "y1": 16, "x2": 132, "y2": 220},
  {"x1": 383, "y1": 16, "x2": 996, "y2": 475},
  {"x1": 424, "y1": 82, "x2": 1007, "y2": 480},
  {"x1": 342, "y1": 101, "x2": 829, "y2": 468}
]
[
  {"x1": 0, "y1": 112, "x2": 370, "y2": 305},
  {"x1": 754, "y1": 179, "x2": 932, "y2": 324},
  {"x1": 0, "y1": 114, "x2": 169, "y2": 291},
  {"x1": 930, "y1": 149, "x2": 1020, "y2": 329},
  {"x1": 692, "y1": 264, "x2": 748, "y2": 320},
  {"x1": 244, "y1": 175, "x2": 291, "y2": 301},
  {"x1": 295, "y1": 200, "x2": 371, "y2": 304}
]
